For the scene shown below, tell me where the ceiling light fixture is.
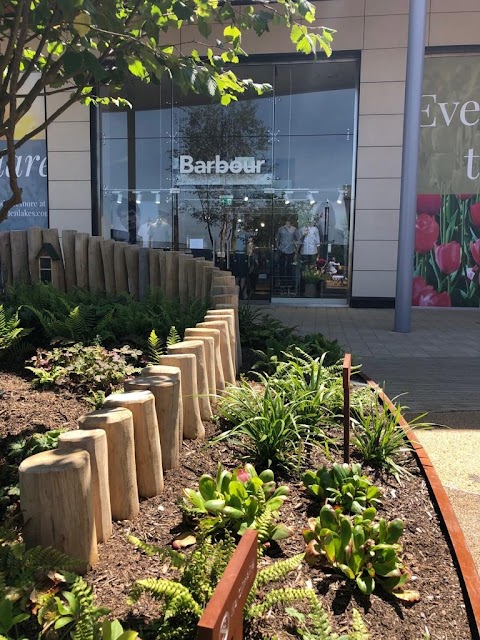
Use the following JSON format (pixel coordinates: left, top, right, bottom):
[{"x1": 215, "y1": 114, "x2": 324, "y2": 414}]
[
  {"x1": 244, "y1": 195, "x2": 249, "y2": 202},
  {"x1": 337, "y1": 189, "x2": 344, "y2": 205},
  {"x1": 308, "y1": 191, "x2": 316, "y2": 205},
  {"x1": 116, "y1": 192, "x2": 122, "y2": 204}
]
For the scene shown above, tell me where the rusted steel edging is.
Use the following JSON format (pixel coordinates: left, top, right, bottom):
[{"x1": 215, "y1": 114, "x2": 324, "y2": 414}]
[
  {"x1": 342, "y1": 353, "x2": 352, "y2": 464},
  {"x1": 360, "y1": 372, "x2": 480, "y2": 639}
]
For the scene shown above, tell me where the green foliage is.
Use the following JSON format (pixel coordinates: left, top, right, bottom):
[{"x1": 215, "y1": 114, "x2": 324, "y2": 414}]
[
  {"x1": 182, "y1": 463, "x2": 291, "y2": 542},
  {"x1": 0, "y1": 305, "x2": 29, "y2": 360},
  {"x1": 303, "y1": 505, "x2": 419, "y2": 601},
  {"x1": 303, "y1": 463, "x2": 382, "y2": 515},
  {"x1": 215, "y1": 351, "x2": 345, "y2": 474},
  {"x1": 0, "y1": 597, "x2": 29, "y2": 639},
  {"x1": 37, "y1": 575, "x2": 109, "y2": 639},
  {"x1": 239, "y1": 305, "x2": 344, "y2": 375},
  {"x1": 84, "y1": 390, "x2": 107, "y2": 410},
  {"x1": 26, "y1": 343, "x2": 142, "y2": 395},
  {"x1": 7, "y1": 284, "x2": 208, "y2": 351},
  {"x1": 351, "y1": 395, "x2": 429, "y2": 482},
  {"x1": 6, "y1": 429, "x2": 63, "y2": 464},
  {"x1": 128, "y1": 536, "x2": 236, "y2": 640},
  {"x1": 147, "y1": 326, "x2": 181, "y2": 364}
]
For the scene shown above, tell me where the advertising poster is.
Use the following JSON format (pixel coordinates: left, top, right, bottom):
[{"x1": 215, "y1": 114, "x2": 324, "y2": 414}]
[
  {"x1": 415, "y1": 55, "x2": 480, "y2": 306},
  {"x1": 0, "y1": 97, "x2": 48, "y2": 231}
]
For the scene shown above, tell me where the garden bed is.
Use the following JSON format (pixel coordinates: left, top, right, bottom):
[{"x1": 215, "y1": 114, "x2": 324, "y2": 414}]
[{"x1": 0, "y1": 370, "x2": 475, "y2": 640}]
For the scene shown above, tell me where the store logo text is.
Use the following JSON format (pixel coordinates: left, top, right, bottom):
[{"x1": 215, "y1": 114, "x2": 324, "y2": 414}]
[{"x1": 179, "y1": 155, "x2": 265, "y2": 175}]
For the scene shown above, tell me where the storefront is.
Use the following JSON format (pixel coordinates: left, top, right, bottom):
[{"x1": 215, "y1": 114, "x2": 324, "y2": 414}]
[
  {"x1": 2, "y1": 3, "x2": 480, "y2": 308},
  {"x1": 98, "y1": 58, "x2": 358, "y2": 303}
]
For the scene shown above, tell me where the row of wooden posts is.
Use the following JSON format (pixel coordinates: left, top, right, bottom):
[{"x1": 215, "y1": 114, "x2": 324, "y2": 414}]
[
  {"x1": 18, "y1": 265, "x2": 241, "y2": 569},
  {"x1": 0, "y1": 227, "x2": 233, "y2": 302}
]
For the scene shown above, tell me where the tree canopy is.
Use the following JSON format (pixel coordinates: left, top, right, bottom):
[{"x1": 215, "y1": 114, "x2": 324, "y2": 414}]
[{"x1": 0, "y1": 0, "x2": 334, "y2": 221}]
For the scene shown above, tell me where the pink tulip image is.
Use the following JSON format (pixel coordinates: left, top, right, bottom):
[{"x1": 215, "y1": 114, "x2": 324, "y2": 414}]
[
  {"x1": 470, "y1": 239, "x2": 480, "y2": 265},
  {"x1": 434, "y1": 241, "x2": 461, "y2": 274},
  {"x1": 415, "y1": 214, "x2": 439, "y2": 253},
  {"x1": 417, "y1": 194, "x2": 442, "y2": 215}
]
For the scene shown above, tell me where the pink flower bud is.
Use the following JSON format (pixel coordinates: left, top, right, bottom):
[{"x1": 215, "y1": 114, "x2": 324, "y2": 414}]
[{"x1": 236, "y1": 469, "x2": 250, "y2": 483}]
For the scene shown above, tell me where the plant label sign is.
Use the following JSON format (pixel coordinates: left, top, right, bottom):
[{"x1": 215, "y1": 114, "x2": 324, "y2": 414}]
[{"x1": 197, "y1": 530, "x2": 257, "y2": 640}]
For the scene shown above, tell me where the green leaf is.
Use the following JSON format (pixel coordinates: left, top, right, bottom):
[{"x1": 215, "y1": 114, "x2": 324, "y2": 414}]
[
  {"x1": 127, "y1": 58, "x2": 149, "y2": 80},
  {"x1": 54, "y1": 616, "x2": 74, "y2": 630},
  {"x1": 356, "y1": 574, "x2": 375, "y2": 595},
  {"x1": 73, "y1": 11, "x2": 91, "y2": 36},
  {"x1": 204, "y1": 499, "x2": 226, "y2": 512}
]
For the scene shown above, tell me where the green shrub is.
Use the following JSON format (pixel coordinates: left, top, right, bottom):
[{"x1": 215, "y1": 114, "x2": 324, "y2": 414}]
[
  {"x1": 215, "y1": 380, "x2": 331, "y2": 474},
  {"x1": 6, "y1": 283, "x2": 208, "y2": 350},
  {"x1": 0, "y1": 304, "x2": 30, "y2": 360},
  {"x1": 182, "y1": 463, "x2": 291, "y2": 542},
  {"x1": 128, "y1": 534, "x2": 364, "y2": 640},
  {"x1": 351, "y1": 395, "x2": 429, "y2": 482},
  {"x1": 26, "y1": 343, "x2": 142, "y2": 395},
  {"x1": 303, "y1": 505, "x2": 419, "y2": 601},
  {"x1": 6, "y1": 429, "x2": 64, "y2": 464},
  {"x1": 303, "y1": 463, "x2": 382, "y2": 515}
]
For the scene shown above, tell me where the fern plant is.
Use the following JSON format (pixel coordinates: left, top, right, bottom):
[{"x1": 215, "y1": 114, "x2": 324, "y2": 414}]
[
  {"x1": 147, "y1": 326, "x2": 181, "y2": 364},
  {"x1": 0, "y1": 305, "x2": 29, "y2": 359}
]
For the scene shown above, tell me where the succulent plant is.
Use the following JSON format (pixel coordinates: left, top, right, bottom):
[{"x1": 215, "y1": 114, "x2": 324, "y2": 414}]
[
  {"x1": 182, "y1": 463, "x2": 292, "y2": 542},
  {"x1": 303, "y1": 505, "x2": 419, "y2": 601},
  {"x1": 303, "y1": 463, "x2": 382, "y2": 515}
]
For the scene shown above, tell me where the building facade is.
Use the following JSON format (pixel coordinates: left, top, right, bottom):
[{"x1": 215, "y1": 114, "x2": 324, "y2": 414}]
[{"x1": 3, "y1": 0, "x2": 480, "y2": 307}]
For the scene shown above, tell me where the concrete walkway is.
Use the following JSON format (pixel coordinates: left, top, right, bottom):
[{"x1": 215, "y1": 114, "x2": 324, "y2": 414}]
[{"x1": 267, "y1": 305, "x2": 480, "y2": 574}]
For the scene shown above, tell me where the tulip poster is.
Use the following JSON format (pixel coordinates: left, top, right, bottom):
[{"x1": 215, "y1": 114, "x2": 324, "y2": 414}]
[{"x1": 415, "y1": 55, "x2": 480, "y2": 307}]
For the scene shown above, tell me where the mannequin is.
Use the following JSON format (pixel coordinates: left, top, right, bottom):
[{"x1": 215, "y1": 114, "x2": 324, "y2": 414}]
[
  {"x1": 300, "y1": 221, "x2": 320, "y2": 264},
  {"x1": 277, "y1": 219, "x2": 299, "y2": 282}
]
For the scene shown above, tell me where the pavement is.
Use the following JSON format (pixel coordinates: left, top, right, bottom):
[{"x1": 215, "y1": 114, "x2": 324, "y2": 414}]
[{"x1": 267, "y1": 305, "x2": 480, "y2": 574}]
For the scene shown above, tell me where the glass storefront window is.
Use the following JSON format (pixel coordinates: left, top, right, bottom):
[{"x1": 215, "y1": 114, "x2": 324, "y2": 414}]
[{"x1": 98, "y1": 59, "x2": 358, "y2": 301}]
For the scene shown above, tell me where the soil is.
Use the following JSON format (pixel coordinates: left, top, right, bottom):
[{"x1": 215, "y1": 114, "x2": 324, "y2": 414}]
[{"x1": 0, "y1": 370, "x2": 476, "y2": 640}]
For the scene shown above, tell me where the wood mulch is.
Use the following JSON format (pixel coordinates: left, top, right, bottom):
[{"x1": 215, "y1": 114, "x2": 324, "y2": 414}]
[{"x1": 0, "y1": 370, "x2": 475, "y2": 640}]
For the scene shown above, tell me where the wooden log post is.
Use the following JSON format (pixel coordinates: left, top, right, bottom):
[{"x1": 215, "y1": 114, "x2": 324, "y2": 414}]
[
  {"x1": 74, "y1": 232, "x2": 90, "y2": 290},
  {"x1": 149, "y1": 249, "x2": 161, "y2": 293},
  {"x1": 208, "y1": 306, "x2": 241, "y2": 370},
  {"x1": 142, "y1": 365, "x2": 183, "y2": 446},
  {"x1": 27, "y1": 227, "x2": 43, "y2": 283},
  {"x1": 215, "y1": 302, "x2": 241, "y2": 369},
  {"x1": 184, "y1": 332, "x2": 216, "y2": 398},
  {"x1": 194, "y1": 258, "x2": 206, "y2": 299},
  {"x1": 19, "y1": 450, "x2": 98, "y2": 570},
  {"x1": 196, "y1": 320, "x2": 235, "y2": 386},
  {"x1": 205, "y1": 311, "x2": 237, "y2": 373},
  {"x1": 186, "y1": 257, "x2": 197, "y2": 299},
  {"x1": 58, "y1": 429, "x2": 112, "y2": 543},
  {"x1": 100, "y1": 239, "x2": 116, "y2": 295},
  {"x1": 88, "y1": 236, "x2": 106, "y2": 293},
  {"x1": 113, "y1": 242, "x2": 129, "y2": 294},
  {"x1": 158, "y1": 354, "x2": 204, "y2": 440},
  {"x1": 79, "y1": 408, "x2": 139, "y2": 521},
  {"x1": 179, "y1": 253, "x2": 194, "y2": 303},
  {"x1": 167, "y1": 340, "x2": 212, "y2": 420},
  {"x1": 124, "y1": 376, "x2": 181, "y2": 470},
  {"x1": 165, "y1": 251, "x2": 180, "y2": 299},
  {"x1": 184, "y1": 327, "x2": 224, "y2": 394},
  {"x1": 211, "y1": 275, "x2": 236, "y2": 290},
  {"x1": 104, "y1": 391, "x2": 164, "y2": 497},
  {"x1": 158, "y1": 250, "x2": 167, "y2": 295},
  {"x1": 138, "y1": 247, "x2": 150, "y2": 300},
  {"x1": 62, "y1": 230, "x2": 77, "y2": 292},
  {"x1": 0, "y1": 232, "x2": 12, "y2": 287},
  {"x1": 10, "y1": 230, "x2": 31, "y2": 285},
  {"x1": 125, "y1": 244, "x2": 140, "y2": 300},
  {"x1": 43, "y1": 229, "x2": 66, "y2": 291},
  {"x1": 202, "y1": 263, "x2": 215, "y2": 302}
]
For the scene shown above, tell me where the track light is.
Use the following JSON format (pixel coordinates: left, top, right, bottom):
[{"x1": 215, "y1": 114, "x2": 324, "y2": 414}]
[
  {"x1": 154, "y1": 192, "x2": 161, "y2": 205},
  {"x1": 116, "y1": 192, "x2": 122, "y2": 204},
  {"x1": 134, "y1": 191, "x2": 142, "y2": 205},
  {"x1": 284, "y1": 191, "x2": 293, "y2": 205},
  {"x1": 260, "y1": 222, "x2": 265, "y2": 228},
  {"x1": 308, "y1": 191, "x2": 316, "y2": 205},
  {"x1": 337, "y1": 189, "x2": 344, "y2": 205},
  {"x1": 244, "y1": 195, "x2": 249, "y2": 202}
]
